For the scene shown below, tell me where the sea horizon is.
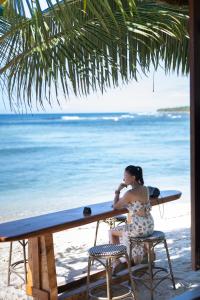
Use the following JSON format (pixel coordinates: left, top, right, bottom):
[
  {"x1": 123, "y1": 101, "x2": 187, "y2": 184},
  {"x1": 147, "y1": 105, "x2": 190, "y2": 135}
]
[{"x1": 0, "y1": 107, "x2": 190, "y2": 116}]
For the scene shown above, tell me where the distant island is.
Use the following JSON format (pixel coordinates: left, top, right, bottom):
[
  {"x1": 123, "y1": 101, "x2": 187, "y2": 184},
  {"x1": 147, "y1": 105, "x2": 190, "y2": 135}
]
[{"x1": 157, "y1": 106, "x2": 189, "y2": 113}]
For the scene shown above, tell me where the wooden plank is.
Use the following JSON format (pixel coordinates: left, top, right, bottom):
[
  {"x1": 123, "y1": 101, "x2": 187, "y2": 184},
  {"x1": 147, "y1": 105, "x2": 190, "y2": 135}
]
[
  {"x1": 26, "y1": 234, "x2": 57, "y2": 300},
  {"x1": 0, "y1": 190, "x2": 181, "y2": 242},
  {"x1": 32, "y1": 288, "x2": 50, "y2": 300},
  {"x1": 58, "y1": 269, "x2": 106, "y2": 294},
  {"x1": 40, "y1": 235, "x2": 57, "y2": 300},
  {"x1": 26, "y1": 237, "x2": 40, "y2": 296},
  {"x1": 58, "y1": 264, "x2": 145, "y2": 300},
  {"x1": 57, "y1": 262, "x2": 147, "y2": 295},
  {"x1": 58, "y1": 263, "x2": 145, "y2": 300},
  {"x1": 189, "y1": 0, "x2": 200, "y2": 271}
]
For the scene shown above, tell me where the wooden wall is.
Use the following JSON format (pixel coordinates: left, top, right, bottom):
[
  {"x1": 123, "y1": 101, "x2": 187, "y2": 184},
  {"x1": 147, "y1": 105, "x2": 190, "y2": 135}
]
[{"x1": 190, "y1": 0, "x2": 200, "y2": 270}]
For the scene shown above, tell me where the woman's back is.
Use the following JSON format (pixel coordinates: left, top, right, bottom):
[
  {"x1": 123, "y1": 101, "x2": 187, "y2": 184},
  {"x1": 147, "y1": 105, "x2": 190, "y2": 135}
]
[
  {"x1": 127, "y1": 186, "x2": 151, "y2": 217},
  {"x1": 129, "y1": 185, "x2": 149, "y2": 203}
]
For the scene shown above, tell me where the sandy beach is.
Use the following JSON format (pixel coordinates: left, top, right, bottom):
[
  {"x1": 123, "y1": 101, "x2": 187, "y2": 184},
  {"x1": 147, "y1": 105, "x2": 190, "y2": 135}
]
[{"x1": 0, "y1": 197, "x2": 200, "y2": 300}]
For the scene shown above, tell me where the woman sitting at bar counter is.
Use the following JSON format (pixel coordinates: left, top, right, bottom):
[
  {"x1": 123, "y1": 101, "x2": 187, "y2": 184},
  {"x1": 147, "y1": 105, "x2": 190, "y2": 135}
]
[{"x1": 109, "y1": 165, "x2": 154, "y2": 272}]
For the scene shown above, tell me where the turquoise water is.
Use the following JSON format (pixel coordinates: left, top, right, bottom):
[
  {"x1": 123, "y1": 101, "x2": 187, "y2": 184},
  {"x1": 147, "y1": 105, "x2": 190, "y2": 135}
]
[{"x1": 0, "y1": 112, "x2": 190, "y2": 220}]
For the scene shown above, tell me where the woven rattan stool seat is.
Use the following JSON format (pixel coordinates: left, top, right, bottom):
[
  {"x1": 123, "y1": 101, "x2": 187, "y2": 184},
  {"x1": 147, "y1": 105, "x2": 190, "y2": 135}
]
[
  {"x1": 88, "y1": 244, "x2": 127, "y2": 257},
  {"x1": 87, "y1": 243, "x2": 136, "y2": 299},
  {"x1": 129, "y1": 230, "x2": 165, "y2": 243}
]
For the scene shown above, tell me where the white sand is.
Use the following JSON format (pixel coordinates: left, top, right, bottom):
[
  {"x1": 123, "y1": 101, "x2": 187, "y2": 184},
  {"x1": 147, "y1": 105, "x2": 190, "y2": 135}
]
[{"x1": 0, "y1": 198, "x2": 200, "y2": 300}]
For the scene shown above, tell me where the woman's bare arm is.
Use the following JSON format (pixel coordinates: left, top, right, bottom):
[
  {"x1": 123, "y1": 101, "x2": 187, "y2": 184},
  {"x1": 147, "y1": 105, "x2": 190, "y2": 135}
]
[{"x1": 113, "y1": 191, "x2": 132, "y2": 209}]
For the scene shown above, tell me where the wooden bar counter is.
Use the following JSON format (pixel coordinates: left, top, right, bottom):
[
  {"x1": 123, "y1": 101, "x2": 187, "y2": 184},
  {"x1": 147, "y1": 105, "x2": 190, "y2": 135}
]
[{"x1": 0, "y1": 190, "x2": 181, "y2": 300}]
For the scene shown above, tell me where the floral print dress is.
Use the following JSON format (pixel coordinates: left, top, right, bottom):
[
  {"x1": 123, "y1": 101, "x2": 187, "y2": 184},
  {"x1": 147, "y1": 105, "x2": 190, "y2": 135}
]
[{"x1": 115, "y1": 187, "x2": 154, "y2": 261}]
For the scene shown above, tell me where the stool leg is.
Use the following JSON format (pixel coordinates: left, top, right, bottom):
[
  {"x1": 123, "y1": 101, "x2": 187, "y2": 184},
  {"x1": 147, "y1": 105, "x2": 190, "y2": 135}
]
[
  {"x1": 129, "y1": 238, "x2": 133, "y2": 263},
  {"x1": 106, "y1": 258, "x2": 112, "y2": 300},
  {"x1": 164, "y1": 239, "x2": 176, "y2": 289},
  {"x1": 110, "y1": 219, "x2": 115, "y2": 229},
  {"x1": 147, "y1": 242, "x2": 154, "y2": 300},
  {"x1": 22, "y1": 240, "x2": 27, "y2": 284},
  {"x1": 94, "y1": 221, "x2": 100, "y2": 247},
  {"x1": 7, "y1": 242, "x2": 13, "y2": 286},
  {"x1": 87, "y1": 256, "x2": 92, "y2": 299},
  {"x1": 124, "y1": 253, "x2": 137, "y2": 299}
]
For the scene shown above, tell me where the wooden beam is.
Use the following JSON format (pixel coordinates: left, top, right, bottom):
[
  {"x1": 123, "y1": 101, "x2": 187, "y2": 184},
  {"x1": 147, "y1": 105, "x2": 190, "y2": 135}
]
[
  {"x1": 26, "y1": 234, "x2": 58, "y2": 300},
  {"x1": 190, "y1": 0, "x2": 200, "y2": 270}
]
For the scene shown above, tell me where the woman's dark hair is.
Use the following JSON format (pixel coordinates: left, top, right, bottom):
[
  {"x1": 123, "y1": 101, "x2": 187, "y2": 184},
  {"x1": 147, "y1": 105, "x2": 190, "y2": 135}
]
[{"x1": 125, "y1": 165, "x2": 144, "y2": 185}]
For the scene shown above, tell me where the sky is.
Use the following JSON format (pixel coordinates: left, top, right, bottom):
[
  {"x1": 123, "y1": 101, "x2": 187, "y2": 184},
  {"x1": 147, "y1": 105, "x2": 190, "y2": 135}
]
[
  {"x1": 0, "y1": 67, "x2": 189, "y2": 114},
  {"x1": 57, "y1": 69, "x2": 189, "y2": 113}
]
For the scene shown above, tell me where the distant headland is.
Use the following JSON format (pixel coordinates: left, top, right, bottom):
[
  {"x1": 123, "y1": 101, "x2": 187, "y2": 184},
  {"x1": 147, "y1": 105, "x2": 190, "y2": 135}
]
[{"x1": 157, "y1": 106, "x2": 189, "y2": 113}]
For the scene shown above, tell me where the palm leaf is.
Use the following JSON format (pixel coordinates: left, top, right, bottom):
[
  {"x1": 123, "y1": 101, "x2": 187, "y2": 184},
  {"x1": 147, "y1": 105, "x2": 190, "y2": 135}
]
[{"x1": 0, "y1": 0, "x2": 189, "y2": 110}]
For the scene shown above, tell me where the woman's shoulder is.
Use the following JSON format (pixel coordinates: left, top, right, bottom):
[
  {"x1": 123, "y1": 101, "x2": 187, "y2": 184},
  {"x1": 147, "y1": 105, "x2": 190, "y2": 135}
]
[
  {"x1": 121, "y1": 189, "x2": 135, "y2": 203},
  {"x1": 128, "y1": 185, "x2": 147, "y2": 195},
  {"x1": 128, "y1": 186, "x2": 148, "y2": 202}
]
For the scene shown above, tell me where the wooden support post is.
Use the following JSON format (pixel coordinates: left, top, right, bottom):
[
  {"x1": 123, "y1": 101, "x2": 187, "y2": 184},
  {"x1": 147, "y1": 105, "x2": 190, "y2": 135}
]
[
  {"x1": 190, "y1": 0, "x2": 200, "y2": 270},
  {"x1": 26, "y1": 234, "x2": 58, "y2": 300}
]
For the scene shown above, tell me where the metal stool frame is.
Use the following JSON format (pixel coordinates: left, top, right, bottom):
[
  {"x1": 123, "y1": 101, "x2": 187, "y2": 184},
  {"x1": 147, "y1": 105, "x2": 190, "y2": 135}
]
[
  {"x1": 94, "y1": 215, "x2": 127, "y2": 247},
  {"x1": 87, "y1": 244, "x2": 136, "y2": 300},
  {"x1": 129, "y1": 231, "x2": 175, "y2": 300},
  {"x1": 7, "y1": 240, "x2": 28, "y2": 286}
]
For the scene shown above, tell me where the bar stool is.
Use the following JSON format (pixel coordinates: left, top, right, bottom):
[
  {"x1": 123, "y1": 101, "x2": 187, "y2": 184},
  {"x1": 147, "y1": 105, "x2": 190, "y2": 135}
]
[
  {"x1": 87, "y1": 243, "x2": 136, "y2": 300},
  {"x1": 94, "y1": 215, "x2": 127, "y2": 247},
  {"x1": 129, "y1": 231, "x2": 175, "y2": 300},
  {"x1": 7, "y1": 240, "x2": 28, "y2": 286}
]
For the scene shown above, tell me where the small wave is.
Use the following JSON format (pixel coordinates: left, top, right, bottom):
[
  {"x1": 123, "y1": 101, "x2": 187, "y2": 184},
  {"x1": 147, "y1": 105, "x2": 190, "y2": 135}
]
[
  {"x1": 102, "y1": 116, "x2": 119, "y2": 121},
  {"x1": 61, "y1": 114, "x2": 136, "y2": 122},
  {"x1": 102, "y1": 114, "x2": 136, "y2": 121},
  {"x1": 167, "y1": 114, "x2": 182, "y2": 119},
  {"x1": 171, "y1": 115, "x2": 182, "y2": 119},
  {"x1": 120, "y1": 114, "x2": 135, "y2": 119},
  {"x1": 136, "y1": 112, "x2": 159, "y2": 116},
  {"x1": 61, "y1": 116, "x2": 81, "y2": 121}
]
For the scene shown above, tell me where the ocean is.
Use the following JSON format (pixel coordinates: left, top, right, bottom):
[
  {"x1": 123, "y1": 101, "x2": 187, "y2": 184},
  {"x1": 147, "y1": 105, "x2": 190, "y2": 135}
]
[{"x1": 0, "y1": 112, "x2": 190, "y2": 221}]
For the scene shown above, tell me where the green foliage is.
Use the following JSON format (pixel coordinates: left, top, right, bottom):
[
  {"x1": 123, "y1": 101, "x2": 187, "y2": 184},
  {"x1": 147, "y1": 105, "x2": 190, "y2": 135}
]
[
  {"x1": 0, "y1": 0, "x2": 189, "y2": 110},
  {"x1": 157, "y1": 106, "x2": 189, "y2": 112}
]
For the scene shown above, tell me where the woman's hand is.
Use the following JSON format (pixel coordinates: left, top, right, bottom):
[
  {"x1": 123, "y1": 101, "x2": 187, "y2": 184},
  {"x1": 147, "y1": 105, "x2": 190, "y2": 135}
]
[
  {"x1": 113, "y1": 183, "x2": 127, "y2": 207},
  {"x1": 116, "y1": 182, "x2": 127, "y2": 193}
]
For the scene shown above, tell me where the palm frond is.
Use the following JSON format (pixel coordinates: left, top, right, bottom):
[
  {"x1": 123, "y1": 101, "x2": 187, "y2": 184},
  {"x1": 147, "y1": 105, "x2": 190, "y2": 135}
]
[{"x1": 0, "y1": 0, "x2": 189, "y2": 110}]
